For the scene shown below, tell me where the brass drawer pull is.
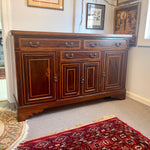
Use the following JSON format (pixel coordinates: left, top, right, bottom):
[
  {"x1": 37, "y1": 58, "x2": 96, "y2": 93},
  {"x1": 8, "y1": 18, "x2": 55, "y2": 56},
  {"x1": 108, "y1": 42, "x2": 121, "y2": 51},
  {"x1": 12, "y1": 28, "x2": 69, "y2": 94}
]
[
  {"x1": 65, "y1": 42, "x2": 73, "y2": 48},
  {"x1": 90, "y1": 53, "x2": 97, "y2": 58},
  {"x1": 29, "y1": 41, "x2": 40, "y2": 48},
  {"x1": 65, "y1": 53, "x2": 74, "y2": 59},
  {"x1": 115, "y1": 42, "x2": 121, "y2": 47},
  {"x1": 89, "y1": 43, "x2": 97, "y2": 47}
]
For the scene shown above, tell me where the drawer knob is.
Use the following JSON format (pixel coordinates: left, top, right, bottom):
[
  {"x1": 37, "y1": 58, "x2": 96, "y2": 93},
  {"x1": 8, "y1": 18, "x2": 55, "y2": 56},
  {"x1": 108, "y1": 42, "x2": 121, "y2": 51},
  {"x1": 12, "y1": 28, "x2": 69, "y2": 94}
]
[
  {"x1": 65, "y1": 42, "x2": 73, "y2": 48},
  {"x1": 90, "y1": 53, "x2": 97, "y2": 58},
  {"x1": 54, "y1": 74, "x2": 58, "y2": 82},
  {"x1": 29, "y1": 41, "x2": 40, "y2": 48},
  {"x1": 65, "y1": 53, "x2": 74, "y2": 59},
  {"x1": 103, "y1": 70, "x2": 106, "y2": 77},
  {"x1": 81, "y1": 77, "x2": 85, "y2": 84},
  {"x1": 89, "y1": 43, "x2": 97, "y2": 47},
  {"x1": 115, "y1": 42, "x2": 121, "y2": 47}
]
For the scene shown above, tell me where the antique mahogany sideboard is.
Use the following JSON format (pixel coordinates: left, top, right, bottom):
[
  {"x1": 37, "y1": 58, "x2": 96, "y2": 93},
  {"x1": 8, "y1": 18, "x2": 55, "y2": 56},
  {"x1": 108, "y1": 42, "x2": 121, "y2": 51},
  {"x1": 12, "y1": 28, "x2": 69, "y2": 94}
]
[{"x1": 11, "y1": 31, "x2": 131, "y2": 121}]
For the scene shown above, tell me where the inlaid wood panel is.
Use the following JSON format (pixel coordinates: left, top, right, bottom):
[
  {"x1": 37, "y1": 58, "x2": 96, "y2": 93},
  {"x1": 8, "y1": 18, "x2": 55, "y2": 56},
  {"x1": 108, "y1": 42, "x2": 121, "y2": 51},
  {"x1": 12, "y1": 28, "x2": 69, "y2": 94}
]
[
  {"x1": 84, "y1": 40, "x2": 127, "y2": 49},
  {"x1": 22, "y1": 52, "x2": 56, "y2": 104},
  {"x1": 82, "y1": 62, "x2": 100, "y2": 95},
  {"x1": 61, "y1": 51, "x2": 100, "y2": 61},
  {"x1": 61, "y1": 63, "x2": 80, "y2": 98},
  {"x1": 103, "y1": 51, "x2": 126, "y2": 91},
  {"x1": 19, "y1": 38, "x2": 81, "y2": 50}
]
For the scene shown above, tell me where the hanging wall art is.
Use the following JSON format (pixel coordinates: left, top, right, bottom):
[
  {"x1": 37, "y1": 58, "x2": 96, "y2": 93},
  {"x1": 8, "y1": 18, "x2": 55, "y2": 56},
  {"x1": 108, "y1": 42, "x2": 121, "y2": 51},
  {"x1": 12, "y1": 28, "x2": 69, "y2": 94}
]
[
  {"x1": 86, "y1": 3, "x2": 105, "y2": 30},
  {"x1": 114, "y1": 2, "x2": 141, "y2": 46},
  {"x1": 27, "y1": 0, "x2": 64, "y2": 10},
  {"x1": 117, "y1": 0, "x2": 138, "y2": 6}
]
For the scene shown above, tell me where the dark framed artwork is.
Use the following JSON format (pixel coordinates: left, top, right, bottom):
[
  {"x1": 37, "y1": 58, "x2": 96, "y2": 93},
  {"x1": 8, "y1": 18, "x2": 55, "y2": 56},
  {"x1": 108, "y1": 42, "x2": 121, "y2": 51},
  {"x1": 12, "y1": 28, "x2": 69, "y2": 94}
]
[
  {"x1": 86, "y1": 3, "x2": 105, "y2": 30},
  {"x1": 114, "y1": 3, "x2": 141, "y2": 46}
]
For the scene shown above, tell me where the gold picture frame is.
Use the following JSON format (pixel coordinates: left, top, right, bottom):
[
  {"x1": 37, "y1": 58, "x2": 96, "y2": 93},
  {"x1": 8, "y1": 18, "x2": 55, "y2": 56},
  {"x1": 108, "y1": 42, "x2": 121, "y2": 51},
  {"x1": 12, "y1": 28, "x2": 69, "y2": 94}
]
[
  {"x1": 27, "y1": 0, "x2": 64, "y2": 10},
  {"x1": 117, "y1": 0, "x2": 137, "y2": 6},
  {"x1": 114, "y1": 2, "x2": 141, "y2": 46}
]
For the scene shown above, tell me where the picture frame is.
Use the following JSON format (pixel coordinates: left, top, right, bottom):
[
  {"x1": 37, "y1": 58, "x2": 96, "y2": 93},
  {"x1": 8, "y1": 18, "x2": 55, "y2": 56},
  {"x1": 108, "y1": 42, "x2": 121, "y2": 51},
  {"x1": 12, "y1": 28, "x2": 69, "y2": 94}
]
[
  {"x1": 86, "y1": 3, "x2": 105, "y2": 30},
  {"x1": 114, "y1": 2, "x2": 141, "y2": 46},
  {"x1": 27, "y1": 0, "x2": 64, "y2": 10},
  {"x1": 117, "y1": 0, "x2": 137, "y2": 6}
]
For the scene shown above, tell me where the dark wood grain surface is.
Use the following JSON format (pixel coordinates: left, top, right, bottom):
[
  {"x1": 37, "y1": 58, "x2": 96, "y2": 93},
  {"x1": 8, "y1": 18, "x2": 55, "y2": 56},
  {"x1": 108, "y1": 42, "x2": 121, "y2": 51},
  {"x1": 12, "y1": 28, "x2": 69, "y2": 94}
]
[{"x1": 12, "y1": 31, "x2": 131, "y2": 121}]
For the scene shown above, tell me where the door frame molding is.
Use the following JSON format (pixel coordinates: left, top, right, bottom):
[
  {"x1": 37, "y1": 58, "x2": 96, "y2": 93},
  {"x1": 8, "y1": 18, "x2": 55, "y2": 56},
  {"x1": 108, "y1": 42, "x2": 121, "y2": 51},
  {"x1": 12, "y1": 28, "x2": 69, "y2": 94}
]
[{"x1": 0, "y1": 0, "x2": 16, "y2": 103}]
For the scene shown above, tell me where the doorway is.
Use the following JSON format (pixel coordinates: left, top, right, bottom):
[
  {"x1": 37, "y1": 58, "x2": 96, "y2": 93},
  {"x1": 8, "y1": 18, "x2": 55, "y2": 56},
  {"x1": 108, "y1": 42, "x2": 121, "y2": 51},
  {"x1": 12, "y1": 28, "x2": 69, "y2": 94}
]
[{"x1": 0, "y1": 14, "x2": 7, "y2": 101}]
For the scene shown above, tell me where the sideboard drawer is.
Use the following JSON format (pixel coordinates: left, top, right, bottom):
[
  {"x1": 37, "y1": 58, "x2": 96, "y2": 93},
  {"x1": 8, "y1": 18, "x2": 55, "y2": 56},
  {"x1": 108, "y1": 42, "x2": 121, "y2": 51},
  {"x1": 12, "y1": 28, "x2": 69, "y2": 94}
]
[
  {"x1": 61, "y1": 51, "x2": 100, "y2": 61},
  {"x1": 84, "y1": 40, "x2": 127, "y2": 49},
  {"x1": 19, "y1": 38, "x2": 81, "y2": 50}
]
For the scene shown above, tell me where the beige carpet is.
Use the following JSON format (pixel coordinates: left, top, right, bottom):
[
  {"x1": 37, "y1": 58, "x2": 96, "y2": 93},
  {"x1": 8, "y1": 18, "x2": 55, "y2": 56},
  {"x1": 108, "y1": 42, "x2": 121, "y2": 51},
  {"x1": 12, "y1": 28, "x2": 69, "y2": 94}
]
[
  {"x1": 0, "y1": 97, "x2": 150, "y2": 143},
  {"x1": 25, "y1": 98, "x2": 150, "y2": 140}
]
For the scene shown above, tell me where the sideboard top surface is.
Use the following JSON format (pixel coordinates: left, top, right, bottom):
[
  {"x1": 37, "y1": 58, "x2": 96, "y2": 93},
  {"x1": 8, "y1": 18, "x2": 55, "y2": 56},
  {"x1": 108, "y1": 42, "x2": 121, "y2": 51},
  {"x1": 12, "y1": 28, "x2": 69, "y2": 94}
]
[{"x1": 11, "y1": 30, "x2": 132, "y2": 39}]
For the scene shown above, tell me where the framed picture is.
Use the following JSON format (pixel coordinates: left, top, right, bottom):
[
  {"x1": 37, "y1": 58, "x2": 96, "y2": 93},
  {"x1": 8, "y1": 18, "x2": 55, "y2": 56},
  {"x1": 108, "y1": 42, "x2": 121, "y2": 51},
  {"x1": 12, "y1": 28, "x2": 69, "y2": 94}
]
[
  {"x1": 117, "y1": 0, "x2": 137, "y2": 5},
  {"x1": 114, "y1": 2, "x2": 141, "y2": 46},
  {"x1": 27, "y1": 0, "x2": 64, "y2": 10},
  {"x1": 86, "y1": 3, "x2": 105, "y2": 30}
]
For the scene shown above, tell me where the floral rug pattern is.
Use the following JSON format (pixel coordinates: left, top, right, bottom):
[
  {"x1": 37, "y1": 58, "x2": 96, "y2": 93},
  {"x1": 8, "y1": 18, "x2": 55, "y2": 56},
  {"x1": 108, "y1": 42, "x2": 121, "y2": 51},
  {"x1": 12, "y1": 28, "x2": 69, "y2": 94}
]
[{"x1": 0, "y1": 108, "x2": 27, "y2": 150}]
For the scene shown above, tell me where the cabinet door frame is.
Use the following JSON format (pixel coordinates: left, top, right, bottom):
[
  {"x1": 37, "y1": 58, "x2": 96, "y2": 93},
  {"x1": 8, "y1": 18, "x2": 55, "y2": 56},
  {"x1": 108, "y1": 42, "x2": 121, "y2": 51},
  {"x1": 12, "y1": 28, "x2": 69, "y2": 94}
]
[
  {"x1": 61, "y1": 63, "x2": 81, "y2": 98},
  {"x1": 22, "y1": 52, "x2": 57, "y2": 105},
  {"x1": 82, "y1": 61, "x2": 100, "y2": 95},
  {"x1": 102, "y1": 50, "x2": 127, "y2": 91}
]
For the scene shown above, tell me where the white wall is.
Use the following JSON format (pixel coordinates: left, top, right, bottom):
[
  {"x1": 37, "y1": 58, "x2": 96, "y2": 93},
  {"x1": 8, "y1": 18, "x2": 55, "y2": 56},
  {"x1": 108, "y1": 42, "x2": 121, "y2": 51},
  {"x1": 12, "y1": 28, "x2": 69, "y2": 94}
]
[
  {"x1": 10, "y1": 0, "x2": 74, "y2": 32},
  {"x1": 10, "y1": 0, "x2": 114, "y2": 34},
  {"x1": 126, "y1": 47, "x2": 150, "y2": 103},
  {"x1": 74, "y1": 0, "x2": 114, "y2": 34},
  {"x1": 126, "y1": 0, "x2": 150, "y2": 105}
]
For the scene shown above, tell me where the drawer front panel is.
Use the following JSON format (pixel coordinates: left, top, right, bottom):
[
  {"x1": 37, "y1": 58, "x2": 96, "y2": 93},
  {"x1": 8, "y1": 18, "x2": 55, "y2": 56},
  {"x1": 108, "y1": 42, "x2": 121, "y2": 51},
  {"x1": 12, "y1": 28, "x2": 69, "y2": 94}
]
[
  {"x1": 84, "y1": 40, "x2": 127, "y2": 49},
  {"x1": 19, "y1": 38, "x2": 81, "y2": 50},
  {"x1": 61, "y1": 51, "x2": 100, "y2": 61}
]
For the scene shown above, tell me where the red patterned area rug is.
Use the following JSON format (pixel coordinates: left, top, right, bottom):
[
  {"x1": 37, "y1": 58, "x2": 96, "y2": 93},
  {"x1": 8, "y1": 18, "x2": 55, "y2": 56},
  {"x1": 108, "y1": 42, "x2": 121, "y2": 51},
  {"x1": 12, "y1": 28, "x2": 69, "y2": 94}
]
[{"x1": 16, "y1": 116, "x2": 150, "y2": 150}]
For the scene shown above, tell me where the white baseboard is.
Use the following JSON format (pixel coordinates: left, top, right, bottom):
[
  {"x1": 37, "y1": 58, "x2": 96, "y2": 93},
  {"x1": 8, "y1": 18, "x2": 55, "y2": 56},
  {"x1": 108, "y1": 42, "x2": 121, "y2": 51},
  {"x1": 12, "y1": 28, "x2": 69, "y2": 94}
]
[{"x1": 126, "y1": 91, "x2": 150, "y2": 107}]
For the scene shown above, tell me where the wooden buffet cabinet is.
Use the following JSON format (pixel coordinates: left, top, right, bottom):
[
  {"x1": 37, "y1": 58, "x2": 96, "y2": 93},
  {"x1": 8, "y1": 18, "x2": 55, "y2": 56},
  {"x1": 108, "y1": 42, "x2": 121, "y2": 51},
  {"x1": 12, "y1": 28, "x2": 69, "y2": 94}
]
[{"x1": 12, "y1": 31, "x2": 131, "y2": 121}]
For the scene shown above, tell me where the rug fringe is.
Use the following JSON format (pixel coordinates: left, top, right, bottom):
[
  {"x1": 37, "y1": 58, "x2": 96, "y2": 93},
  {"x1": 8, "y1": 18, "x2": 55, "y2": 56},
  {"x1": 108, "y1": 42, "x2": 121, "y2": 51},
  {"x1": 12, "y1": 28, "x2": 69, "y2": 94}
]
[{"x1": 8, "y1": 121, "x2": 29, "y2": 150}]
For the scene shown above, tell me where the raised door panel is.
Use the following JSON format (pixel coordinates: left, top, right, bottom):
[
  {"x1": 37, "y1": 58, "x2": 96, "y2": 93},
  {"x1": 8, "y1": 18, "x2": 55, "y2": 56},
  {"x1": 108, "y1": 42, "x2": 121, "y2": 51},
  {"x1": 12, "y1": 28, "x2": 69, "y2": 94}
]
[
  {"x1": 103, "y1": 51, "x2": 126, "y2": 91},
  {"x1": 22, "y1": 52, "x2": 56, "y2": 104},
  {"x1": 82, "y1": 62, "x2": 100, "y2": 95},
  {"x1": 61, "y1": 63, "x2": 80, "y2": 98}
]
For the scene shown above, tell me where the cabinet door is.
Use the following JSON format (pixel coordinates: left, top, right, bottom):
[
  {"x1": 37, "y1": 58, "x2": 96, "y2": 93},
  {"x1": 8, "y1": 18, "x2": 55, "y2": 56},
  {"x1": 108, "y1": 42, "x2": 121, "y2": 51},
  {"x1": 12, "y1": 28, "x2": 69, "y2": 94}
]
[
  {"x1": 22, "y1": 52, "x2": 56, "y2": 104},
  {"x1": 82, "y1": 62, "x2": 100, "y2": 95},
  {"x1": 103, "y1": 51, "x2": 126, "y2": 91},
  {"x1": 61, "y1": 63, "x2": 80, "y2": 98}
]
